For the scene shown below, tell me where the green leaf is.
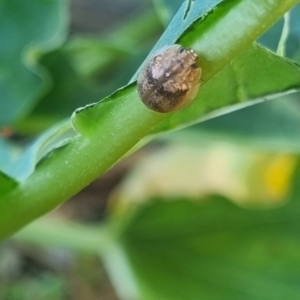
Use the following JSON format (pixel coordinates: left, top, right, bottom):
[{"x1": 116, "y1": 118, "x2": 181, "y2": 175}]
[
  {"x1": 64, "y1": 9, "x2": 162, "y2": 80},
  {"x1": 0, "y1": 138, "x2": 22, "y2": 175},
  {"x1": 152, "y1": 44, "x2": 300, "y2": 134},
  {"x1": 194, "y1": 95, "x2": 300, "y2": 152},
  {"x1": 0, "y1": 0, "x2": 68, "y2": 125},
  {"x1": 0, "y1": 172, "x2": 17, "y2": 195},
  {"x1": 22, "y1": 50, "x2": 102, "y2": 130},
  {"x1": 0, "y1": 121, "x2": 74, "y2": 182},
  {"x1": 108, "y1": 193, "x2": 300, "y2": 300}
]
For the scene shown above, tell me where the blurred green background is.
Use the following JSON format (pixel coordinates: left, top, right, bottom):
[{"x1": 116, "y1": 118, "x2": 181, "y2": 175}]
[{"x1": 1, "y1": 0, "x2": 300, "y2": 299}]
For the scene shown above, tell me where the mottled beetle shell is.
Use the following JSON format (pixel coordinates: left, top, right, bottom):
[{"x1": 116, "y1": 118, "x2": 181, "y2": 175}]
[{"x1": 137, "y1": 44, "x2": 202, "y2": 113}]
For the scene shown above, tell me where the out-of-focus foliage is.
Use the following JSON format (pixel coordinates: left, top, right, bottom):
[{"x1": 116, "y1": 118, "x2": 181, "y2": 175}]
[
  {"x1": 0, "y1": 0, "x2": 68, "y2": 126},
  {"x1": 1, "y1": 0, "x2": 300, "y2": 299}
]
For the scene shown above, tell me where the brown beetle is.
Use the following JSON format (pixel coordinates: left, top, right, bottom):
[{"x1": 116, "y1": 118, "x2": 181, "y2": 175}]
[{"x1": 137, "y1": 44, "x2": 202, "y2": 113}]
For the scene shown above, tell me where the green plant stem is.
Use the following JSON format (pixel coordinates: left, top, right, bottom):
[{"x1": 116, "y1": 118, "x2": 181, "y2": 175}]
[
  {"x1": 0, "y1": 0, "x2": 298, "y2": 239},
  {"x1": 13, "y1": 218, "x2": 110, "y2": 254},
  {"x1": 277, "y1": 13, "x2": 290, "y2": 56}
]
